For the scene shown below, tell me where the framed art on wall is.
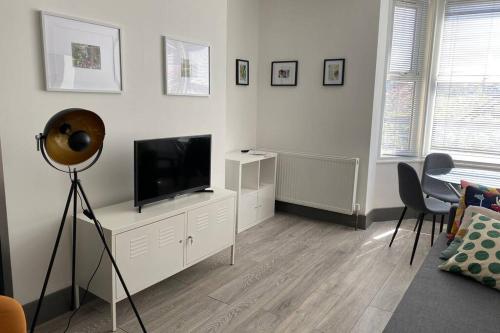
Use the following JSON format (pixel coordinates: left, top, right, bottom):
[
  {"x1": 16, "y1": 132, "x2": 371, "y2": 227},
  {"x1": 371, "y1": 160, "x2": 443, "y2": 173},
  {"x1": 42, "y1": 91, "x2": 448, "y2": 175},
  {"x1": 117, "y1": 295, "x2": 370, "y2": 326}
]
[
  {"x1": 271, "y1": 61, "x2": 298, "y2": 86},
  {"x1": 41, "y1": 11, "x2": 122, "y2": 93},
  {"x1": 164, "y1": 37, "x2": 210, "y2": 96},
  {"x1": 323, "y1": 59, "x2": 345, "y2": 86},
  {"x1": 236, "y1": 59, "x2": 249, "y2": 85}
]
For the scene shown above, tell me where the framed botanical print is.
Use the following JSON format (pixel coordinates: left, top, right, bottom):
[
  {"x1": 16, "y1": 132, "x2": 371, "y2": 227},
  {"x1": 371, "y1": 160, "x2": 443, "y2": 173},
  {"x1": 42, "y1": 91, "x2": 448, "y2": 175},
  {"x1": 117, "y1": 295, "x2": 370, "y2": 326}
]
[
  {"x1": 164, "y1": 37, "x2": 210, "y2": 96},
  {"x1": 236, "y1": 59, "x2": 249, "y2": 85},
  {"x1": 323, "y1": 59, "x2": 345, "y2": 86},
  {"x1": 41, "y1": 11, "x2": 122, "y2": 93},
  {"x1": 271, "y1": 61, "x2": 298, "y2": 86}
]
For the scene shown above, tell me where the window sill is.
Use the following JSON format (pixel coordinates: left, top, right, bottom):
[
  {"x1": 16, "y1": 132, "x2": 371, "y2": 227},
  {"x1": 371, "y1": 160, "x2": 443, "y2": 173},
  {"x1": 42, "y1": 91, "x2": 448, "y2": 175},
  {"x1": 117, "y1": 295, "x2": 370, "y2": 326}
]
[
  {"x1": 377, "y1": 157, "x2": 424, "y2": 164},
  {"x1": 377, "y1": 156, "x2": 500, "y2": 171}
]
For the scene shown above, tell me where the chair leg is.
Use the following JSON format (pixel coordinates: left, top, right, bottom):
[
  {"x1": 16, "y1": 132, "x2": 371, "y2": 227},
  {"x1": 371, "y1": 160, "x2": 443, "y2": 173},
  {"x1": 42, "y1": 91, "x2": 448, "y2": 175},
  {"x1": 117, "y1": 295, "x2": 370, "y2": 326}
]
[
  {"x1": 413, "y1": 218, "x2": 419, "y2": 232},
  {"x1": 410, "y1": 213, "x2": 425, "y2": 265},
  {"x1": 390, "y1": 206, "x2": 407, "y2": 247},
  {"x1": 431, "y1": 214, "x2": 436, "y2": 247},
  {"x1": 440, "y1": 214, "x2": 444, "y2": 233}
]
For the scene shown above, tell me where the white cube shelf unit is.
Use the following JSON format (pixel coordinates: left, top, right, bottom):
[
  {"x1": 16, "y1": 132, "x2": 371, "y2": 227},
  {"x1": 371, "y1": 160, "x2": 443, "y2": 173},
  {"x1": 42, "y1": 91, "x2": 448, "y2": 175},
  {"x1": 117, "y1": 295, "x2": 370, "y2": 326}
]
[
  {"x1": 75, "y1": 189, "x2": 236, "y2": 331},
  {"x1": 225, "y1": 151, "x2": 277, "y2": 233}
]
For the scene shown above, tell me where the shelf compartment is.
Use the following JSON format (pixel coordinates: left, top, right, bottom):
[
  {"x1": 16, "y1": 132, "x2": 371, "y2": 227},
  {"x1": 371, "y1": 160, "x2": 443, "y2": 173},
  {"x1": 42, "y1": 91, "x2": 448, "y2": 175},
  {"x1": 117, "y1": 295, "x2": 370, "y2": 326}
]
[
  {"x1": 259, "y1": 157, "x2": 276, "y2": 186},
  {"x1": 241, "y1": 161, "x2": 259, "y2": 190}
]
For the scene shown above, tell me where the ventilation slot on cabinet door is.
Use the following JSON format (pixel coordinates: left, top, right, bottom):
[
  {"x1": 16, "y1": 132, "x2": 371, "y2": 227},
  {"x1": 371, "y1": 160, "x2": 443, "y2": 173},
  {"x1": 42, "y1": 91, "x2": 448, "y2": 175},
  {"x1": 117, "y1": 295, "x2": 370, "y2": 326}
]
[
  {"x1": 216, "y1": 206, "x2": 228, "y2": 224},
  {"x1": 158, "y1": 226, "x2": 175, "y2": 247},
  {"x1": 129, "y1": 236, "x2": 148, "y2": 258},
  {"x1": 196, "y1": 213, "x2": 210, "y2": 231}
]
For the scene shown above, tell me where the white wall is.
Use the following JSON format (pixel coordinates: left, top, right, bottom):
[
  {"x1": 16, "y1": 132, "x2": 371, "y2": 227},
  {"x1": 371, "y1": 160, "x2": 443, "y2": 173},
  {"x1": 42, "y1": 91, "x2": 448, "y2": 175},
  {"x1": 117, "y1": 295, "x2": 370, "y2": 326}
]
[
  {"x1": 256, "y1": 0, "x2": 380, "y2": 213},
  {"x1": 0, "y1": 0, "x2": 227, "y2": 304},
  {"x1": 225, "y1": 0, "x2": 260, "y2": 152},
  {"x1": 372, "y1": 161, "x2": 423, "y2": 209}
]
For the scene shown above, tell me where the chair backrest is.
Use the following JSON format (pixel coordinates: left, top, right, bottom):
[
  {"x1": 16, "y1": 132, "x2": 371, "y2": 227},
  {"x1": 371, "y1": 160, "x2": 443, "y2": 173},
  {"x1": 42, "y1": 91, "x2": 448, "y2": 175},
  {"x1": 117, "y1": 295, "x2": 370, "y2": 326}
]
[
  {"x1": 421, "y1": 153, "x2": 455, "y2": 195},
  {"x1": 398, "y1": 162, "x2": 427, "y2": 212}
]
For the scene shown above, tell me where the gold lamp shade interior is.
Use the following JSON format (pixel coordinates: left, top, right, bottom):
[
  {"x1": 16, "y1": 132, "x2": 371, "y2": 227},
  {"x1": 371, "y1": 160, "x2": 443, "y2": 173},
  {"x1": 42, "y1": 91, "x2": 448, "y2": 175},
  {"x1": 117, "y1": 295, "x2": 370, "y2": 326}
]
[{"x1": 43, "y1": 109, "x2": 105, "y2": 166}]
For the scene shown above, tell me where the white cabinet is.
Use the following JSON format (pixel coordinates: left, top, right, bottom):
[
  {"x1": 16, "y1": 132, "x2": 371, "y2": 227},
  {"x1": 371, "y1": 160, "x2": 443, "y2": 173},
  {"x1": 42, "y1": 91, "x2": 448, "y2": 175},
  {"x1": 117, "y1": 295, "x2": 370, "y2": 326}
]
[
  {"x1": 225, "y1": 151, "x2": 277, "y2": 233},
  {"x1": 186, "y1": 198, "x2": 235, "y2": 265},
  {"x1": 115, "y1": 213, "x2": 185, "y2": 299},
  {"x1": 257, "y1": 184, "x2": 275, "y2": 221},
  {"x1": 76, "y1": 189, "x2": 236, "y2": 331},
  {"x1": 238, "y1": 190, "x2": 258, "y2": 230}
]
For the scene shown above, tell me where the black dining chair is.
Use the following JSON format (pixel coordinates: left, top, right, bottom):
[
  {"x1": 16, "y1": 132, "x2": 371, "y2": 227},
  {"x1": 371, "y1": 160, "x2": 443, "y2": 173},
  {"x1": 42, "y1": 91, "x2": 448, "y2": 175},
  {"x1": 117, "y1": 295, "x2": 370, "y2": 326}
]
[
  {"x1": 389, "y1": 163, "x2": 450, "y2": 265},
  {"x1": 420, "y1": 153, "x2": 459, "y2": 233}
]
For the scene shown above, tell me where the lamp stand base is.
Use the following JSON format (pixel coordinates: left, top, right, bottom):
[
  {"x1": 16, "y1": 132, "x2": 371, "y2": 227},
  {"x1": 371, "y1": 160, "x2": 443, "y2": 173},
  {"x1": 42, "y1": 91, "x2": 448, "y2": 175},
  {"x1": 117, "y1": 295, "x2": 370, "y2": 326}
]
[{"x1": 29, "y1": 171, "x2": 147, "y2": 333}]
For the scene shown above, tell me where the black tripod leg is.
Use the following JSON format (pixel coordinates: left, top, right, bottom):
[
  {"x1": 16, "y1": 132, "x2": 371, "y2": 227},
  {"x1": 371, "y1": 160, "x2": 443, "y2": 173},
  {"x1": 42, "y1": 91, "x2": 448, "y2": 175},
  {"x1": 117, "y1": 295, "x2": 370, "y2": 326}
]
[
  {"x1": 72, "y1": 173, "x2": 78, "y2": 310},
  {"x1": 30, "y1": 184, "x2": 75, "y2": 333},
  {"x1": 76, "y1": 181, "x2": 147, "y2": 333}
]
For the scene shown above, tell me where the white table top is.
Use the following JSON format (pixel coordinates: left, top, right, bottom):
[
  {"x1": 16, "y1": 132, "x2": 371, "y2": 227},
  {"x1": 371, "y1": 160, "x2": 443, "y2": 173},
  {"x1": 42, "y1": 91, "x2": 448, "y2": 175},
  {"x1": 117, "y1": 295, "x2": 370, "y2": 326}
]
[
  {"x1": 77, "y1": 188, "x2": 236, "y2": 234},
  {"x1": 225, "y1": 150, "x2": 277, "y2": 164}
]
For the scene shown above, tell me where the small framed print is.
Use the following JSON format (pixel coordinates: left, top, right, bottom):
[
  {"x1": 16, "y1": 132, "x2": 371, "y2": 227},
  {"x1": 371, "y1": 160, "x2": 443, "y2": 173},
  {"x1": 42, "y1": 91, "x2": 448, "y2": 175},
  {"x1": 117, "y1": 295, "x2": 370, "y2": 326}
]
[
  {"x1": 271, "y1": 61, "x2": 298, "y2": 86},
  {"x1": 41, "y1": 11, "x2": 122, "y2": 93},
  {"x1": 236, "y1": 59, "x2": 249, "y2": 85},
  {"x1": 323, "y1": 59, "x2": 345, "y2": 86},
  {"x1": 164, "y1": 37, "x2": 210, "y2": 96}
]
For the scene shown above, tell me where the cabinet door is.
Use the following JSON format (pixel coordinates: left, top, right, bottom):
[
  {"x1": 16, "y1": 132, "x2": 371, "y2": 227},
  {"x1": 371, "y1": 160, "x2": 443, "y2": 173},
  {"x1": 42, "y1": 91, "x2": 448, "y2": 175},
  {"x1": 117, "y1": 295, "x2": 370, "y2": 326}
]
[
  {"x1": 258, "y1": 185, "x2": 275, "y2": 222},
  {"x1": 238, "y1": 191, "x2": 258, "y2": 232},
  {"x1": 186, "y1": 198, "x2": 235, "y2": 265},
  {"x1": 115, "y1": 213, "x2": 185, "y2": 299}
]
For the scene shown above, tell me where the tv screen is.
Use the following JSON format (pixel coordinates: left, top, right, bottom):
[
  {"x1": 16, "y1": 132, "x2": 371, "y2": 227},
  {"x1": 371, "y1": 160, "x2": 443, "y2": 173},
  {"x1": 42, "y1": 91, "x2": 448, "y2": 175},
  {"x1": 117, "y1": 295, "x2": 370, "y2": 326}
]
[{"x1": 134, "y1": 135, "x2": 211, "y2": 207}]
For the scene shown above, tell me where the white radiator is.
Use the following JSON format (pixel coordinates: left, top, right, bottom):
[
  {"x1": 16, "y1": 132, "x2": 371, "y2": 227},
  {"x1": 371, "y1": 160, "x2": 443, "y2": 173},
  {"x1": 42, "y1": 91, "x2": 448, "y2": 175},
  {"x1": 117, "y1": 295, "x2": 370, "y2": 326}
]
[{"x1": 270, "y1": 150, "x2": 359, "y2": 215}]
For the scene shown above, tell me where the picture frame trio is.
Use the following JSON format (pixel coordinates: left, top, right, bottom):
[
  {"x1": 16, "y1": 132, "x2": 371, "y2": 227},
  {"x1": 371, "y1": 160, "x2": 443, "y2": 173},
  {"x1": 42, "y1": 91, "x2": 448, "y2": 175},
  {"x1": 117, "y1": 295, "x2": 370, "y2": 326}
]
[
  {"x1": 239, "y1": 58, "x2": 345, "y2": 87},
  {"x1": 40, "y1": 11, "x2": 345, "y2": 95}
]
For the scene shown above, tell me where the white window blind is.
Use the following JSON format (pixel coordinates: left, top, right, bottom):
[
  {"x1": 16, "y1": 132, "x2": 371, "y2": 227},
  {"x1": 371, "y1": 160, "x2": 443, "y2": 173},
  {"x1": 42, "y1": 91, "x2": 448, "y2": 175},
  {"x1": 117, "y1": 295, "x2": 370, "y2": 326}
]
[
  {"x1": 430, "y1": 0, "x2": 500, "y2": 159},
  {"x1": 381, "y1": 0, "x2": 430, "y2": 157}
]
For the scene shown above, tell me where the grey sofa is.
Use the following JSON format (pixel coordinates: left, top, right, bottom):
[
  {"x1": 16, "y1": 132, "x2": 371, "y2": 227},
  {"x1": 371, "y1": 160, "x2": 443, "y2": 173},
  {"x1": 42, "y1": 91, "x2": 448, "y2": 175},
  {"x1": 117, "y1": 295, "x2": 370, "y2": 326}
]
[{"x1": 384, "y1": 207, "x2": 500, "y2": 332}]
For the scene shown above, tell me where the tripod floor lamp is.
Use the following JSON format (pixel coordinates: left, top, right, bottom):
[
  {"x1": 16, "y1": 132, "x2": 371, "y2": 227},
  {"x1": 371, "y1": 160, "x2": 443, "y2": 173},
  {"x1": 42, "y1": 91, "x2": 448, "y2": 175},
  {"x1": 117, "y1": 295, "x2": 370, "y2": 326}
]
[{"x1": 31, "y1": 109, "x2": 146, "y2": 332}]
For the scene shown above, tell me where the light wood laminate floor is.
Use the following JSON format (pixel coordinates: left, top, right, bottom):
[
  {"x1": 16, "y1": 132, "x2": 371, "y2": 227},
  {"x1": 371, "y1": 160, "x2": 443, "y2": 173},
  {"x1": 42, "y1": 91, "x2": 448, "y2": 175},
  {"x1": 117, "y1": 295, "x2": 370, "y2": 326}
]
[{"x1": 38, "y1": 212, "x2": 438, "y2": 333}]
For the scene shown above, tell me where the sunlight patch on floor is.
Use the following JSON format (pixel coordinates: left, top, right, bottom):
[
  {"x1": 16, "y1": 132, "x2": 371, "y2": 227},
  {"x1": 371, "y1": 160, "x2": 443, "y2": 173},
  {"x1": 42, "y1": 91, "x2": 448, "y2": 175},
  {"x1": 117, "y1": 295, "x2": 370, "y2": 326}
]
[{"x1": 373, "y1": 229, "x2": 396, "y2": 240}]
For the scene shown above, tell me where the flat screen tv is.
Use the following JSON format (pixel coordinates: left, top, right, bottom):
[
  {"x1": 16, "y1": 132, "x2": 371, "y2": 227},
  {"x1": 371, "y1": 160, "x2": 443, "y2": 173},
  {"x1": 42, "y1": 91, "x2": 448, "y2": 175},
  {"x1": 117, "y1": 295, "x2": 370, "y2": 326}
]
[{"x1": 134, "y1": 135, "x2": 211, "y2": 209}]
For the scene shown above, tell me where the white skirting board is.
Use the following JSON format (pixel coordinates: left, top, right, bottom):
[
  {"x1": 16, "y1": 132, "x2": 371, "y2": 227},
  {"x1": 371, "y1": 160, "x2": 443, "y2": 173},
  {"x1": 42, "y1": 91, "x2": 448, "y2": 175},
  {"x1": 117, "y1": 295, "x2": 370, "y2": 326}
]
[{"x1": 266, "y1": 149, "x2": 359, "y2": 215}]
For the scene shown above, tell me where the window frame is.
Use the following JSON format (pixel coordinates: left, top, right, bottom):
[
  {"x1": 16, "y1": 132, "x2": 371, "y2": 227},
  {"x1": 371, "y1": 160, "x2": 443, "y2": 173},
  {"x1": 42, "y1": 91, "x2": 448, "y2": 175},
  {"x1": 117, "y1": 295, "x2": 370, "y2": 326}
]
[
  {"x1": 379, "y1": 0, "x2": 500, "y2": 166},
  {"x1": 378, "y1": 0, "x2": 435, "y2": 159},
  {"x1": 423, "y1": 0, "x2": 500, "y2": 164},
  {"x1": 421, "y1": 0, "x2": 446, "y2": 158}
]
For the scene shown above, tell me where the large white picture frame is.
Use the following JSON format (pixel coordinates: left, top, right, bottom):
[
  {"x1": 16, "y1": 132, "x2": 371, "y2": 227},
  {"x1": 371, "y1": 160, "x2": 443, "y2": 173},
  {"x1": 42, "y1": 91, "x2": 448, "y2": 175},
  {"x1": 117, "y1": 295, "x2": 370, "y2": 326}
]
[
  {"x1": 164, "y1": 37, "x2": 210, "y2": 96},
  {"x1": 41, "y1": 11, "x2": 122, "y2": 93}
]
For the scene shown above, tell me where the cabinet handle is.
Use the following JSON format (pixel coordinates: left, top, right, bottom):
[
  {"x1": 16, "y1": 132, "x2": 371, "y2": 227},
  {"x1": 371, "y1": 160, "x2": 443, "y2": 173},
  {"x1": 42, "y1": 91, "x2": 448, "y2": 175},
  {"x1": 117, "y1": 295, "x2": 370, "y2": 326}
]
[{"x1": 187, "y1": 236, "x2": 194, "y2": 245}]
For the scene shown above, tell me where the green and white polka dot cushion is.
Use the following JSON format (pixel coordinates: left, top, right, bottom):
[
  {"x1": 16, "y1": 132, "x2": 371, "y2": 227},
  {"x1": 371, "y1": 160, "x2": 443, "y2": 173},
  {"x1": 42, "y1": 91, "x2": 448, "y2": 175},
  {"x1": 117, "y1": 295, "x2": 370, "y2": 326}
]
[{"x1": 439, "y1": 212, "x2": 500, "y2": 290}]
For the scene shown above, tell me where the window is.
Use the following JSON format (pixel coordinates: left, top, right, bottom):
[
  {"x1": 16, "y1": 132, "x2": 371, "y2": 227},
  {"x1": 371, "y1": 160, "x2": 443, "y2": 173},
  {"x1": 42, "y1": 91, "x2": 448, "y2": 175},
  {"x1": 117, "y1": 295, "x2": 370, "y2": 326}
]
[
  {"x1": 380, "y1": 0, "x2": 430, "y2": 157},
  {"x1": 380, "y1": 0, "x2": 500, "y2": 163},
  {"x1": 428, "y1": 0, "x2": 500, "y2": 160}
]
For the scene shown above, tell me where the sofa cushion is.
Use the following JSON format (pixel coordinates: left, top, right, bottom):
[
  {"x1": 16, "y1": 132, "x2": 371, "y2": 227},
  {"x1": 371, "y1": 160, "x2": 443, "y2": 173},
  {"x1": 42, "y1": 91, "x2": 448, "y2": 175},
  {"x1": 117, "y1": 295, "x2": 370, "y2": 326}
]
[
  {"x1": 439, "y1": 211, "x2": 500, "y2": 290},
  {"x1": 441, "y1": 206, "x2": 500, "y2": 260},
  {"x1": 449, "y1": 181, "x2": 500, "y2": 239}
]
